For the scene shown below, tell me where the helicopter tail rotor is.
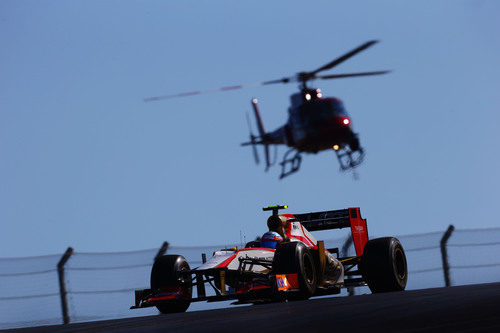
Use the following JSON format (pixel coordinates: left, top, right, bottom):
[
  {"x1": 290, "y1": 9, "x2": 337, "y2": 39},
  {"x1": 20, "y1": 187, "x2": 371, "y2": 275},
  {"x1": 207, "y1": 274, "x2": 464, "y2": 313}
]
[
  {"x1": 251, "y1": 99, "x2": 271, "y2": 171},
  {"x1": 241, "y1": 99, "x2": 272, "y2": 170},
  {"x1": 245, "y1": 112, "x2": 260, "y2": 165}
]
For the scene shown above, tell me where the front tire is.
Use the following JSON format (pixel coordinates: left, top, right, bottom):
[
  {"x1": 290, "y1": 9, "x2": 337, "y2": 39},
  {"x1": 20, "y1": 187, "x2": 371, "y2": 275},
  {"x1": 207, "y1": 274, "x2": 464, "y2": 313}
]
[
  {"x1": 150, "y1": 255, "x2": 192, "y2": 314},
  {"x1": 361, "y1": 237, "x2": 407, "y2": 293},
  {"x1": 273, "y1": 242, "x2": 317, "y2": 300}
]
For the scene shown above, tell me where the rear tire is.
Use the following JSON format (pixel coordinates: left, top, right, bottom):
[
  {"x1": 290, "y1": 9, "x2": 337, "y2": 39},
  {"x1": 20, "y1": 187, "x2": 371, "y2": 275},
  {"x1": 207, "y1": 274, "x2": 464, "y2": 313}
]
[
  {"x1": 273, "y1": 242, "x2": 317, "y2": 300},
  {"x1": 361, "y1": 237, "x2": 407, "y2": 293},
  {"x1": 150, "y1": 255, "x2": 192, "y2": 314}
]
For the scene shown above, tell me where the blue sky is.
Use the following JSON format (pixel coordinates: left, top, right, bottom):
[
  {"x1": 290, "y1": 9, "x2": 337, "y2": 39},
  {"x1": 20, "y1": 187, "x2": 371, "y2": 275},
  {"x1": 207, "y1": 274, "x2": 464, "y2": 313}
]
[{"x1": 1, "y1": 1, "x2": 499, "y2": 257}]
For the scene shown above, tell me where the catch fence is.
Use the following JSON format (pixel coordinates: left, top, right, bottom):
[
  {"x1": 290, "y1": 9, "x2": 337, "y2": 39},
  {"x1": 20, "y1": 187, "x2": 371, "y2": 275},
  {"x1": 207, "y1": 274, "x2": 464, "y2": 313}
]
[{"x1": 1, "y1": 226, "x2": 499, "y2": 329}]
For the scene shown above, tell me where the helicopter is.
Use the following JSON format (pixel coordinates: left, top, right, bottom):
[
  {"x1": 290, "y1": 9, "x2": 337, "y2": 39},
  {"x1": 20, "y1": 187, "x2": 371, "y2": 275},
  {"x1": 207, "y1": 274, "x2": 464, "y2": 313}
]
[{"x1": 145, "y1": 40, "x2": 390, "y2": 179}]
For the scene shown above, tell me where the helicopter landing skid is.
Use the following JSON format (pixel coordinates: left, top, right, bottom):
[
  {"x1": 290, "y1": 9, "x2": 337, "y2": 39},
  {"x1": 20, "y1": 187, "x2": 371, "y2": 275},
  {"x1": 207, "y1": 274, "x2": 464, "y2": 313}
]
[
  {"x1": 334, "y1": 146, "x2": 365, "y2": 171},
  {"x1": 279, "y1": 149, "x2": 302, "y2": 179}
]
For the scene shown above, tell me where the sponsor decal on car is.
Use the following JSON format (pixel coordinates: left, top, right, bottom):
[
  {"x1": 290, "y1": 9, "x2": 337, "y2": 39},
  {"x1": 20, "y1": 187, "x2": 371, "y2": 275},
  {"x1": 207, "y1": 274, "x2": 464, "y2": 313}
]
[{"x1": 276, "y1": 273, "x2": 299, "y2": 291}]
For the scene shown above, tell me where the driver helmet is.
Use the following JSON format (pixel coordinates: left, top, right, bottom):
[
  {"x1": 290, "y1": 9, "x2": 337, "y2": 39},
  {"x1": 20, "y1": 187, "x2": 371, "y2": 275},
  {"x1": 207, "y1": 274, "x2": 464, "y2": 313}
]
[{"x1": 260, "y1": 231, "x2": 283, "y2": 249}]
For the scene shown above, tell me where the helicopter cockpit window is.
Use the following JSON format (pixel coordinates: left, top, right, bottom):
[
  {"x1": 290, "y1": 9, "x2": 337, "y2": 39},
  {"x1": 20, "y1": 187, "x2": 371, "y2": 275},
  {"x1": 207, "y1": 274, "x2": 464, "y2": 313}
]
[
  {"x1": 300, "y1": 99, "x2": 348, "y2": 124},
  {"x1": 329, "y1": 100, "x2": 348, "y2": 117}
]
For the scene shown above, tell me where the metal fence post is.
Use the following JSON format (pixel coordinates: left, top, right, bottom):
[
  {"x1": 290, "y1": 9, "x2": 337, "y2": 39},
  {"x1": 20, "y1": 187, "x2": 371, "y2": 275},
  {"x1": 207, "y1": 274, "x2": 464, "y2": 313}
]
[
  {"x1": 440, "y1": 225, "x2": 455, "y2": 287},
  {"x1": 341, "y1": 235, "x2": 355, "y2": 296},
  {"x1": 155, "y1": 242, "x2": 169, "y2": 261},
  {"x1": 57, "y1": 247, "x2": 74, "y2": 325}
]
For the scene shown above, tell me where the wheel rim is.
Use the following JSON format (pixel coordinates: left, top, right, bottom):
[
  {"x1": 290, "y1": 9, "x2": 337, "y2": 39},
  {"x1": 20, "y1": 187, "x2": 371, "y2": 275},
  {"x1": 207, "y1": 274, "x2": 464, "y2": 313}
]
[
  {"x1": 303, "y1": 253, "x2": 315, "y2": 284},
  {"x1": 394, "y1": 247, "x2": 406, "y2": 280},
  {"x1": 179, "y1": 263, "x2": 192, "y2": 295}
]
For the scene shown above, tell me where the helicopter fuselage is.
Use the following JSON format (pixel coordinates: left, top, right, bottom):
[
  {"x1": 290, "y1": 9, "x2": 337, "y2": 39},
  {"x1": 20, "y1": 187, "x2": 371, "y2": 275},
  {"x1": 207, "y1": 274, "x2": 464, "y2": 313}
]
[
  {"x1": 264, "y1": 90, "x2": 359, "y2": 154},
  {"x1": 286, "y1": 97, "x2": 355, "y2": 153}
]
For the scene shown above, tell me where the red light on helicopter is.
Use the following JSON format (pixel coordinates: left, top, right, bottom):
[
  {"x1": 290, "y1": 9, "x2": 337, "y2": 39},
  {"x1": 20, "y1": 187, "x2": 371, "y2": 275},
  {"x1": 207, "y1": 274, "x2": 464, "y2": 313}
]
[{"x1": 342, "y1": 118, "x2": 350, "y2": 125}]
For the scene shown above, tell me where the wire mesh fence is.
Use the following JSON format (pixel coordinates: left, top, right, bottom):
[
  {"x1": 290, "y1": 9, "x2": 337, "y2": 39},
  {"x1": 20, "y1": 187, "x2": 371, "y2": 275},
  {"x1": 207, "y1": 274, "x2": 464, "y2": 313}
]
[
  {"x1": 1, "y1": 227, "x2": 499, "y2": 329},
  {"x1": 0, "y1": 254, "x2": 61, "y2": 329},
  {"x1": 64, "y1": 248, "x2": 159, "y2": 324},
  {"x1": 446, "y1": 228, "x2": 500, "y2": 286}
]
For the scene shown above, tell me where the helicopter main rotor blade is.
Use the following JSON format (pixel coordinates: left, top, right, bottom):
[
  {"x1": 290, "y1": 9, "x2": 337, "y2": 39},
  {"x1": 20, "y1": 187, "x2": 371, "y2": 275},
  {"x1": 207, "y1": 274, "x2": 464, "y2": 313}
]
[
  {"x1": 316, "y1": 70, "x2": 391, "y2": 80},
  {"x1": 308, "y1": 40, "x2": 379, "y2": 77},
  {"x1": 144, "y1": 77, "x2": 294, "y2": 102},
  {"x1": 144, "y1": 82, "x2": 261, "y2": 102},
  {"x1": 144, "y1": 40, "x2": 384, "y2": 102}
]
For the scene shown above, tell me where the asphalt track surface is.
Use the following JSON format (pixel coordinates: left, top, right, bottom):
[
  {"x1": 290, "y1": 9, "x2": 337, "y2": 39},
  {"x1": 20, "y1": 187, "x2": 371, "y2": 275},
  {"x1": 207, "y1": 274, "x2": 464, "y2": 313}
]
[{"x1": 10, "y1": 283, "x2": 500, "y2": 333}]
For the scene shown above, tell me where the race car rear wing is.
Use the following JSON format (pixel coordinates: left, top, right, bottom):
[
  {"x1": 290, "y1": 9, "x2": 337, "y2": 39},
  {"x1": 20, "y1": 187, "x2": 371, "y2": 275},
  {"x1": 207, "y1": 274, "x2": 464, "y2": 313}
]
[{"x1": 290, "y1": 207, "x2": 368, "y2": 257}]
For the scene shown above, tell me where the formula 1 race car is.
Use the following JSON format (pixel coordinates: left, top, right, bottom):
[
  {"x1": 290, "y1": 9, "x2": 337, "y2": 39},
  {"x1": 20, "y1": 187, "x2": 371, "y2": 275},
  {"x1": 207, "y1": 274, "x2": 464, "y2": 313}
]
[{"x1": 131, "y1": 205, "x2": 407, "y2": 313}]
